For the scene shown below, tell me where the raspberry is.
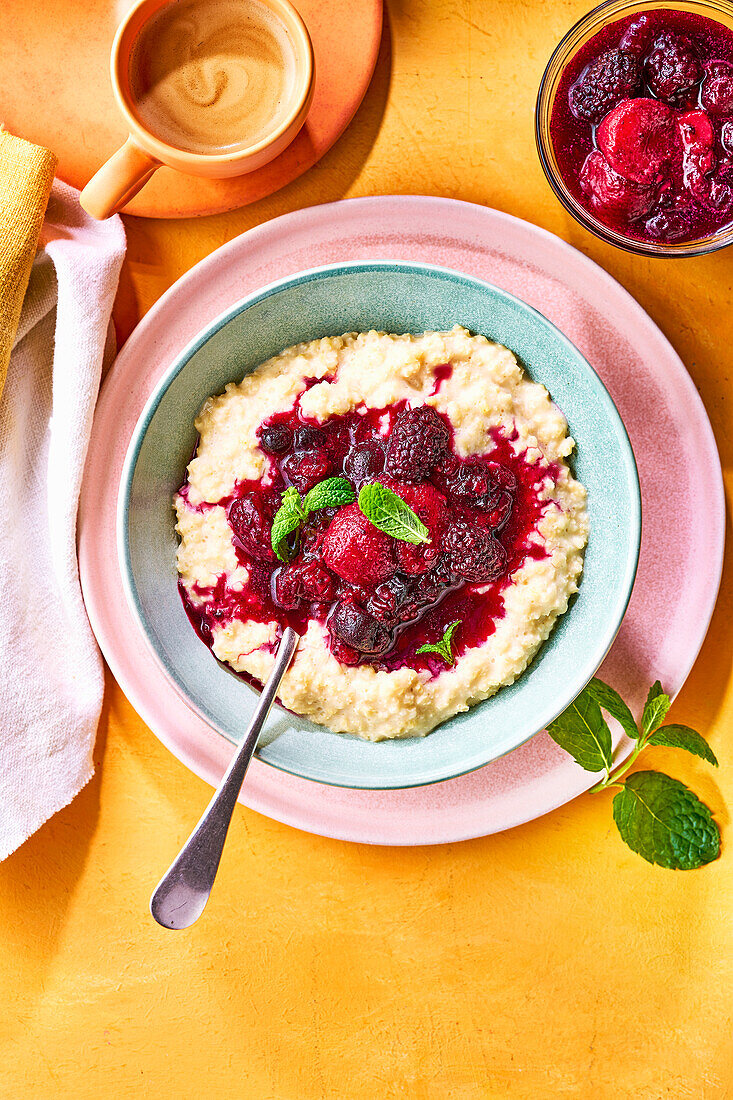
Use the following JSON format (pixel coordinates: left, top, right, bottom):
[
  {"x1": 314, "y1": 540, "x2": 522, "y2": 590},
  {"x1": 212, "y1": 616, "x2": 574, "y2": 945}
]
[
  {"x1": 259, "y1": 421, "x2": 292, "y2": 455},
  {"x1": 384, "y1": 480, "x2": 448, "y2": 575},
  {"x1": 701, "y1": 61, "x2": 733, "y2": 114},
  {"x1": 579, "y1": 150, "x2": 657, "y2": 221},
  {"x1": 280, "y1": 448, "x2": 333, "y2": 493},
  {"x1": 568, "y1": 48, "x2": 641, "y2": 124},
  {"x1": 444, "y1": 521, "x2": 507, "y2": 583},
  {"x1": 645, "y1": 32, "x2": 702, "y2": 103},
  {"x1": 597, "y1": 98, "x2": 678, "y2": 185},
  {"x1": 385, "y1": 406, "x2": 449, "y2": 481},
  {"x1": 321, "y1": 503, "x2": 397, "y2": 586},
  {"x1": 343, "y1": 440, "x2": 385, "y2": 485},
  {"x1": 228, "y1": 494, "x2": 276, "y2": 561},
  {"x1": 274, "y1": 560, "x2": 336, "y2": 609},
  {"x1": 328, "y1": 599, "x2": 392, "y2": 656}
]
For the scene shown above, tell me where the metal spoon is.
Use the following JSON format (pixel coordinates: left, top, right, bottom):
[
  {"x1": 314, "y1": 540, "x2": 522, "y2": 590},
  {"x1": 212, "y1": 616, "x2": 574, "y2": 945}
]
[{"x1": 150, "y1": 627, "x2": 300, "y2": 929}]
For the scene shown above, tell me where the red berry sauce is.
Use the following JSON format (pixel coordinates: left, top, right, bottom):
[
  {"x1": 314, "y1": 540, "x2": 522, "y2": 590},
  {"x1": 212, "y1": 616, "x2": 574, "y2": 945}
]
[
  {"x1": 550, "y1": 8, "x2": 733, "y2": 243},
  {"x1": 177, "y1": 383, "x2": 559, "y2": 681}
]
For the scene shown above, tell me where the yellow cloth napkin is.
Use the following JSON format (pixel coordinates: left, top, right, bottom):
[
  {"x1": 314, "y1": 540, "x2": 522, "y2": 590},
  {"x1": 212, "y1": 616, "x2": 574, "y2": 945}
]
[{"x1": 0, "y1": 129, "x2": 57, "y2": 400}]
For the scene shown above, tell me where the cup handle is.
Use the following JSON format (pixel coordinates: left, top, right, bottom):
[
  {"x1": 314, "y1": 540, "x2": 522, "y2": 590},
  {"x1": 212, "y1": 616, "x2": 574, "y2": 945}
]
[{"x1": 80, "y1": 137, "x2": 159, "y2": 219}]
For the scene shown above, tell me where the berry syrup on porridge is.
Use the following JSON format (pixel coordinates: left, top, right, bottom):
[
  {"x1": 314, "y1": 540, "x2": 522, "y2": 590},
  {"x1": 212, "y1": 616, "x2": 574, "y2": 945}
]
[{"x1": 181, "y1": 402, "x2": 546, "y2": 673}]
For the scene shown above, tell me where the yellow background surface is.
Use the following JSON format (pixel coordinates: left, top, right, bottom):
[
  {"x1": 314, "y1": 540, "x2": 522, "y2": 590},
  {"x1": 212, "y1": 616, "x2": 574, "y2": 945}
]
[{"x1": 2, "y1": 1, "x2": 732, "y2": 1096}]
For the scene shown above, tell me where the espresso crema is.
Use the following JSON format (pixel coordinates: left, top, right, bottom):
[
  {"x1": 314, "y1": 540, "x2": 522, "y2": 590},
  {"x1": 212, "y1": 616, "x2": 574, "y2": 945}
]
[{"x1": 129, "y1": 0, "x2": 300, "y2": 154}]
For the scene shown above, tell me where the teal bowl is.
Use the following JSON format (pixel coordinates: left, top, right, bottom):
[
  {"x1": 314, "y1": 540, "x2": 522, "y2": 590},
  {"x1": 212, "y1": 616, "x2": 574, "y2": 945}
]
[{"x1": 118, "y1": 261, "x2": 641, "y2": 790}]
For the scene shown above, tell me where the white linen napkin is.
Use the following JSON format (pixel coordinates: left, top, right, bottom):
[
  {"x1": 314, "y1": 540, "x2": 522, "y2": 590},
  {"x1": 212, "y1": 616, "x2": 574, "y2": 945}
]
[{"x1": 0, "y1": 181, "x2": 125, "y2": 859}]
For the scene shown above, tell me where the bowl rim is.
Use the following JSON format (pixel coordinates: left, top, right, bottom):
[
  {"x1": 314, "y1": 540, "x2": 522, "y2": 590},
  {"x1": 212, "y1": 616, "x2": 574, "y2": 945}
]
[
  {"x1": 535, "y1": 0, "x2": 733, "y2": 257},
  {"x1": 117, "y1": 258, "x2": 642, "y2": 789}
]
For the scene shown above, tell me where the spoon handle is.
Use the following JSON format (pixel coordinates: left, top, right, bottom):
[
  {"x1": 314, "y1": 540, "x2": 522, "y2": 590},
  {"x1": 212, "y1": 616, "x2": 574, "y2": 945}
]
[{"x1": 150, "y1": 627, "x2": 300, "y2": 929}]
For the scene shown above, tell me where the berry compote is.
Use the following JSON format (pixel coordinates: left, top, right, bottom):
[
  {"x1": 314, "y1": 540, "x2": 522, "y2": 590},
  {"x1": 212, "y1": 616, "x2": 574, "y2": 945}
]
[
  {"x1": 550, "y1": 8, "x2": 733, "y2": 244},
  {"x1": 178, "y1": 393, "x2": 556, "y2": 680}
]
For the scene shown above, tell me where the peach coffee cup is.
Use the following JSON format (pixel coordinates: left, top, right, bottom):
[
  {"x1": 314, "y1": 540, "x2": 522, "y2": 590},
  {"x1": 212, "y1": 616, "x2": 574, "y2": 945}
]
[{"x1": 80, "y1": 0, "x2": 314, "y2": 220}]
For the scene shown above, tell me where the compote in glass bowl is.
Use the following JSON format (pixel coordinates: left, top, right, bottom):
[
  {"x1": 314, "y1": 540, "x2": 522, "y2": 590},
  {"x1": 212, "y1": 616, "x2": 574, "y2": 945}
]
[{"x1": 536, "y1": 0, "x2": 733, "y2": 255}]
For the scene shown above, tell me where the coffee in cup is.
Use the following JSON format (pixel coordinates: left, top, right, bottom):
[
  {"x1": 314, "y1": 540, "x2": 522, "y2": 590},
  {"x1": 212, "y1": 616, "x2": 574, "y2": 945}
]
[
  {"x1": 129, "y1": 0, "x2": 302, "y2": 155},
  {"x1": 80, "y1": 0, "x2": 314, "y2": 219}
]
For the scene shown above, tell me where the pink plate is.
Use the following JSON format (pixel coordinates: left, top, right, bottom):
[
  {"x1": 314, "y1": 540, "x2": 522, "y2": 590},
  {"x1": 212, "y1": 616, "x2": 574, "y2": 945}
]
[{"x1": 78, "y1": 196, "x2": 724, "y2": 845}]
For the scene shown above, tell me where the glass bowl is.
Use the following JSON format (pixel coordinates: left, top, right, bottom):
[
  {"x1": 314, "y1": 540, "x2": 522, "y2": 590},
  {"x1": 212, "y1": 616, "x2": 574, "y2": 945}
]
[{"x1": 536, "y1": 0, "x2": 733, "y2": 256}]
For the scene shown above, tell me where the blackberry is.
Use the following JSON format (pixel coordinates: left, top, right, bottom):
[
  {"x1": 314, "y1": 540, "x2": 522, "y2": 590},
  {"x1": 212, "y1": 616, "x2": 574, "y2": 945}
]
[
  {"x1": 444, "y1": 522, "x2": 508, "y2": 583},
  {"x1": 568, "y1": 49, "x2": 641, "y2": 124},
  {"x1": 436, "y1": 457, "x2": 516, "y2": 512},
  {"x1": 645, "y1": 33, "x2": 702, "y2": 103},
  {"x1": 385, "y1": 406, "x2": 449, "y2": 481}
]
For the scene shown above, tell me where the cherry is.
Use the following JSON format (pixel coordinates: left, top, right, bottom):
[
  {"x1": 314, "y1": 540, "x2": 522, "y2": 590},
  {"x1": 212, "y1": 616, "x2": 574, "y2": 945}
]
[
  {"x1": 328, "y1": 599, "x2": 392, "y2": 656},
  {"x1": 228, "y1": 495, "x2": 277, "y2": 562},
  {"x1": 579, "y1": 151, "x2": 656, "y2": 221},
  {"x1": 343, "y1": 440, "x2": 385, "y2": 485},
  {"x1": 259, "y1": 422, "x2": 292, "y2": 455}
]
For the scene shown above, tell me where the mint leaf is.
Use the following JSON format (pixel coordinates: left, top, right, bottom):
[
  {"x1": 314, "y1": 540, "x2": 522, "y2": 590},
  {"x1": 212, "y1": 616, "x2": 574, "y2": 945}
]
[
  {"x1": 270, "y1": 478, "x2": 356, "y2": 561},
  {"x1": 547, "y1": 687, "x2": 613, "y2": 773},
  {"x1": 641, "y1": 681, "x2": 671, "y2": 738},
  {"x1": 303, "y1": 477, "x2": 355, "y2": 514},
  {"x1": 416, "y1": 620, "x2": 461, "y2": 665},
  {"x1": 358, "y1": 482, "x2": 430, "y2": 544},
  {"x1": 271, "y1": 487, "x2": 305, "y2": 562},
  {"x1": 648, "y1": 724, "x2": 719, "y2": 767},
  {"x1": 586, "y1": 677, "x2": 639, "y2": 741},
  {"x1": 612, "y1": 771, "x2": 720, "y2": 869}
]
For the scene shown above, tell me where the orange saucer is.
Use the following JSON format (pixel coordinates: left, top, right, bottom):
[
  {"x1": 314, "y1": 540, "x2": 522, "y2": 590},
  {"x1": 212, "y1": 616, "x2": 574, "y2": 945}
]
[{"x1": 1, "y1": 0, "x2": 382, "y2": 218}]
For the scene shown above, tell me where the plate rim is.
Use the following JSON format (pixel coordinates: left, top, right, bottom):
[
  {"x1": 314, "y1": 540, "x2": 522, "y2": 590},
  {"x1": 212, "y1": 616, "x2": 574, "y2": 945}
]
[
  {"x1": 80, "y1": 195, "x2": 725, "y2": 843},
  {"x1": 116, "y1": 257, "x2": 642, "y2": 789}
]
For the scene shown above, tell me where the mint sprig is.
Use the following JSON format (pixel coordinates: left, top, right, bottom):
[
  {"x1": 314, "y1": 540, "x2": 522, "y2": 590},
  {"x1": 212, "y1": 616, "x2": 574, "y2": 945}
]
[
  {"x1": 547, "y1": 678, "x2": 721, "y2": 869},
  {"x1": 612, "y1": 772, "x2": 720, "y2": 870},
  {"x1": 271, "y1": 487, "x2": 305, "y2": 562},
  {"x1": 303, "y1": 477, "x2": 356, "y2": 513},
  {"x1": 270, "y1": 477, "x2": 355, "y2": 561},
  {"x1": 547, "y1": 691, "x2": 613, "y2": 774},
  {"x1": 357, "y1": 482, "x2": 430, "y2": 544},
  {"x1": 416, "y1": 620, "x2": 461, "y2": 665},
  {"x1": 641, "y1": 680, "x2": 671, "y2": 737},
  {"x1": 647, "y1": 725, "x2": 719, "y2": 766}
]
